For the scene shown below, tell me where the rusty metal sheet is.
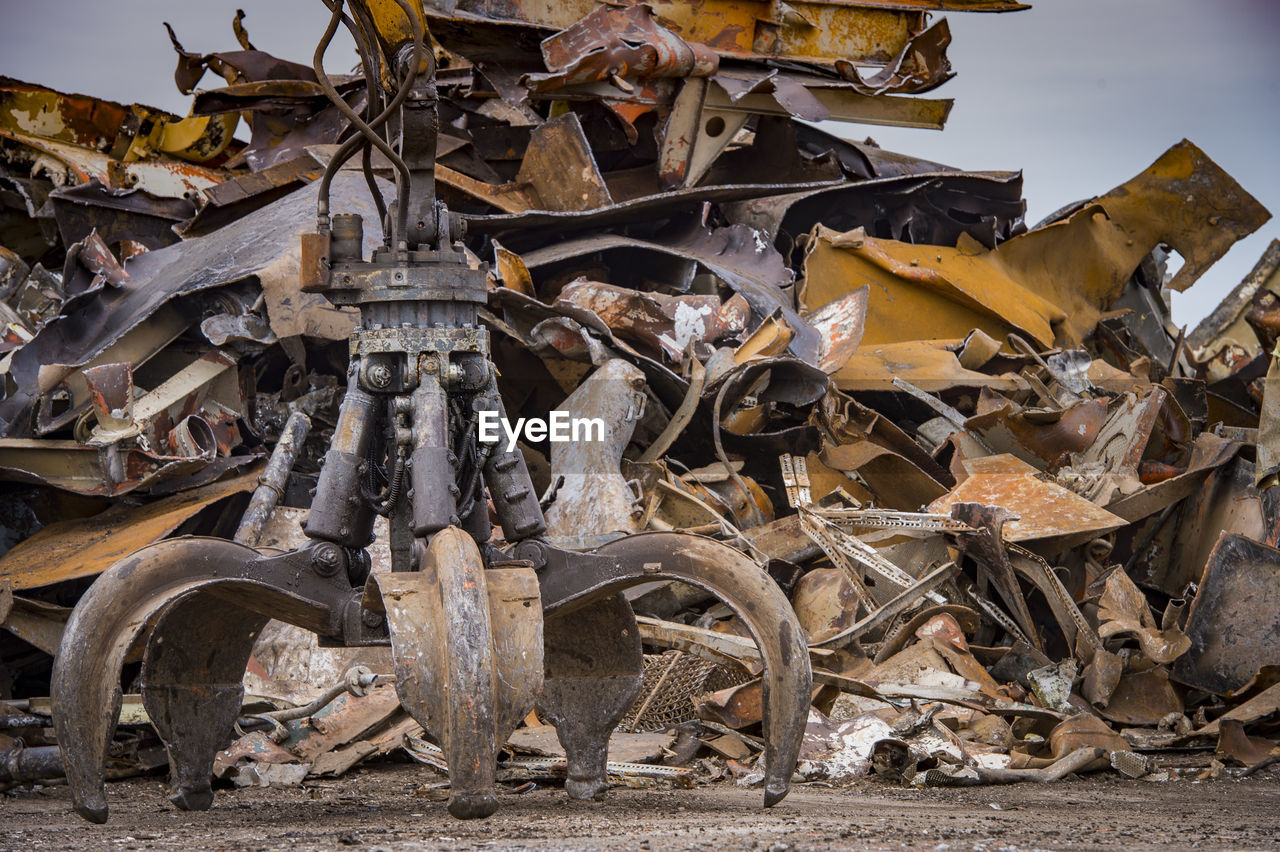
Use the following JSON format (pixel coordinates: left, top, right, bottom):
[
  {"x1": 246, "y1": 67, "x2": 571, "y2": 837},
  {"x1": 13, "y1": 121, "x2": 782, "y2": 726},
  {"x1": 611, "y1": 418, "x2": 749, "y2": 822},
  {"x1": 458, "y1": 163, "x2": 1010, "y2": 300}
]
[
  {"x1": 0, "y1": 468, "x2": 259, "y2": 589},
  {"x1": 1188, "y1": 238, "x2": 1280, "y2": 358},
  {"x1": 1096, "y1": 568, "x2": 1190, "y2": 665},
  {"x1": 1196, "y1": 682, "x2": 1280, "y2": 736},
  {"x1": 48, "y1": 180, "x2": 192, "y2": 252},
  {"x1": 728, "y1": 168, "x2": 1026, "y2": 249},
  {"x1": 697, "y1": 72, "x2": 954, "y2": 130},
  {"x1": 805, "y1": 286, "x2": 867, "y2": 375},
  {"x1": 526, "y1": 4, "x2": 717, "y2": 93},
  {"x1": 929, "y1": 454, "x2": 1126, "y2": 550},
  {"x1": 465, "y1": 178, "x2": 841, "y2": 237},
  {"x1": 190, "y1": 80, "x2": 330, "y2": 114},
  {"x1": 835, "y1": 340, "x2": 1027, "y2": 393},
  {"x1": 835, "y1": 17, "x2": 952, "y2": 95},
  {"x1": 791, "y1": 567, "x2": 864, "y2": 643},
  {"x1": 543, "y1": 359, "x2": 647, "y2": 543},
  {"x1": 0, "y1": 582, "x2": 70, "y2": 654},
  {"x1": 1, "y1": 77, "x2": 152, "y2": 154},
  {"x1": 821, "y1": 439, "x2": 947, "y2": 510},
  {"x1": 0, "y1": 438, "x2": 238, "y2": 496},
  {"x1": 555, "y1": 280, "x2": 748, "y2": 360},
  {"x1": 801, "y1": 225, "x2": 1065, "y2": 349},
  {"x1": 31, "y1": 304, "x2": 189, "y2": 436},
  {"x1": 0, "y1": 129, "x2": 227, "y2": 197},
  {"x1": 0, "y1": 76, "x2": 237, "y2": 165},
  {"x1": 80, "y1": 349, "x2": 244, "y2": 460},
  {"x1": 802, "y1": 141, "x2": 1269, "y2": 350},
  {"x1": 964, "y1": 398, "x2": 1108, "y2": 471},
  {"x1": 514, "y1": 112, "x2": 612, "y2": 211},
  {"x1": 1094, "y1": 140, "x2": 1271, "y2": 294},
  {"x1": 656, "y1": 77, "x2": 752, "y2": 188},
  {"x1": 178, "y1": 155, "x2": 324, "y2": 238},
  {"x1": 1216, "y1": 719, "x2": 1280, "y2": 768},
  {"x1": 517, "y1": 222, "x2": 820, "y2": 363},
  {"x1": 283, "y1": 684, "x2": 403, "y2": 763},
  {"x1": 165, "y1": 20, "x2": 318, "y2": 95},
  {"x1": 1147, "y1": 454, "x2": 1267, "y2": 597},
  {"x1": 1060, "y1": 387, "x2": 1168, "y2": 505},
  {"x1": 1107, "y1": 431, "x2": 1239, "y2": 525},
  {"x1": 434, "y1": 0, "x2": 948, "y2": 67},
  {"x1": 1172, "y1": 532, "x2": 1280, "y2": 695},
  {"x1": 0, "y1": 172, "x2": 383, "y2": 435},
  {"x1": 997, "y1": 141, "x2": 1270, "y2": 341},
  {"x1": 1094, "y1": 667, "x2": 1184, "y2": 726},
  {"x1": 1257, "y1": 347, "x2": 1280, "y2": 487}
]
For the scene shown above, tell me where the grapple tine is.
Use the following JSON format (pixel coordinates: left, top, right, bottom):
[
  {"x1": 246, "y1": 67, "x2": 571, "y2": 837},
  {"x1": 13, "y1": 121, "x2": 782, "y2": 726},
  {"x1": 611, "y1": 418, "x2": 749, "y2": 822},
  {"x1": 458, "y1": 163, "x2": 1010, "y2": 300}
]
[
  {"x1": 484, "y1": 565, "x2": 545, "y2": 740},
  {"x1": 369, "y1": 526, "x2": 543, "y2": 819},
  {"x1": 141, "y1": 592, "x2": 268, "y2": 812},
  {"x1": 539, "y1": 594, "x2": 643, "y2": 801},
  {"x1": 528, "y1": 532, "x2": 812, "y2": 808},
  {"x1": 51, "y1": 538, "x2": 261, "y2": 823}
]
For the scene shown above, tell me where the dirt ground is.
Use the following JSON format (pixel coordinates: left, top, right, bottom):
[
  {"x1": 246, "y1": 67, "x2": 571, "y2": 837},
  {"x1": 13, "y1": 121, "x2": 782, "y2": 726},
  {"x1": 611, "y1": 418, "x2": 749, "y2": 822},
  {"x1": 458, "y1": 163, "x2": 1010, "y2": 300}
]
[{"x1": 2, "y1": 764, "x2": 1278, "y2": 851}]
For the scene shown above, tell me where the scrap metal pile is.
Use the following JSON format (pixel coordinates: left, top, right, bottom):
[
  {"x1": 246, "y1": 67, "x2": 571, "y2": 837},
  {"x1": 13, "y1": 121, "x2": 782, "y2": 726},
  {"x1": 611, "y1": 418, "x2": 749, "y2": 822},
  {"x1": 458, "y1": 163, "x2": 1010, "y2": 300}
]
[{"x1": 4, "y1": 0, "x2": 1280, "y2": 798}]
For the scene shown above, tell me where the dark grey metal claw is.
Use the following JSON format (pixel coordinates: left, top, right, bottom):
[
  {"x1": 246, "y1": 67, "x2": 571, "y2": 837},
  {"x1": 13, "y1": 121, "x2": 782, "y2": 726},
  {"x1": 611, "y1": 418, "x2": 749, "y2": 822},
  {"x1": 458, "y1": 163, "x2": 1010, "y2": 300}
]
[
  {"x1": 539, "y1": 594, "x2": 643, "y2": 800},
  {"x1": 370, "y1": 527, "x2": 543, "y2": 820},
  {"x1": 51, "y1": 537, "x2": 332, "y2": 823},
  {"x1": 142, "y1": 592, "x2": 268, "y2": 811},
  {"x1": 526, "y1": 531, "x2": 812, "y2": 808}
]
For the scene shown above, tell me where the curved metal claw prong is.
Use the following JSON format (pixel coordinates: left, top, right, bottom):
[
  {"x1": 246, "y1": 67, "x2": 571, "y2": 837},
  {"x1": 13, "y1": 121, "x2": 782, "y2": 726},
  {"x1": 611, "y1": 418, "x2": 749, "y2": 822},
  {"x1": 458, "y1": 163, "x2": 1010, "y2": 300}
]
[
  {"x1": 51, "y1": 537, "x2": 338, "y2": 824},
  {"x1": 532, "y1": 532, "x2": 812, "y2": 808},
  {"x1": 539, "y1": 594, "x2": 643, "y2": 800},
  {"x1": 51, "y1": 538, "x2": 262, "y2": 823},
  {"x1": 370, "y1": 527, "x2": 542, "y2": 820},
  {"x1": 142, "y1": 591, "x2": 268, "y2": 811}
]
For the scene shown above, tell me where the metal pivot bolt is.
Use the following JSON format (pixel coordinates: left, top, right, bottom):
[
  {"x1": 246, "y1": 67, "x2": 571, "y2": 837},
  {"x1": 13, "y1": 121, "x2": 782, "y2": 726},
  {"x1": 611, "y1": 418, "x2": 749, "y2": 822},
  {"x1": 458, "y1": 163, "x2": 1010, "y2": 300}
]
[
  {"x1": 367, "y1": 361, "x2": 394, "y2": 389},
  {"x1": 311, "y1": 542, "x2": 345, "y2": 576}
]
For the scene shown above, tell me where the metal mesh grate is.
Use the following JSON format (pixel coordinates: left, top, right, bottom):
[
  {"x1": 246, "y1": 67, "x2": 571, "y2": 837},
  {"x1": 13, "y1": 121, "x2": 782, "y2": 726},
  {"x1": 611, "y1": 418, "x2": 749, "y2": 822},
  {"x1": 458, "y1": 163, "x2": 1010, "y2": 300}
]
[{"x1": 619, "y1": 650, "x2": 750, "y2": 732}]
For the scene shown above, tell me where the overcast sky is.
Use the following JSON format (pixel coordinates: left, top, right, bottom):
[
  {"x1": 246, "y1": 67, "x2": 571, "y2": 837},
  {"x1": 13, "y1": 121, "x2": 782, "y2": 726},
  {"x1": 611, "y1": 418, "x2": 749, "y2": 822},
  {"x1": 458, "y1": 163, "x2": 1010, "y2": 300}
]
[{"x1": 2, "y1": 0, "x2": 1277, "y2": 328}]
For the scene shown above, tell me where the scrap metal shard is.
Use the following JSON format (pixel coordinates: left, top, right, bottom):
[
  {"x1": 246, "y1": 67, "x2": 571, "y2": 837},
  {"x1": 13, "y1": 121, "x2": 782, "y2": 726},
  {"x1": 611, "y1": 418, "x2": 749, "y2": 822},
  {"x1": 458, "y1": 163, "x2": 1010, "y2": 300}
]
[
  {"x1": 1173, "y1": 533, "x2": 1280, "y2": 695},
  {"x1": 0, "y1": 469, "x2": 259, "y2": 589},
  {"x1": 930, "y1": 455, "x2": 1126, "y2": 550},
  {"x1": 0, "y1": 173, "x2": 381, "y2": 434},
  {"x1": 801, "y1": 141, "x2": 1269, "y2": 348},
  {"x1": 801, "y1": 224, "x2": 1064, "y2": 348},
  {"x1": 430, "y1": 0, "x2": 1018, "y2": 67}
]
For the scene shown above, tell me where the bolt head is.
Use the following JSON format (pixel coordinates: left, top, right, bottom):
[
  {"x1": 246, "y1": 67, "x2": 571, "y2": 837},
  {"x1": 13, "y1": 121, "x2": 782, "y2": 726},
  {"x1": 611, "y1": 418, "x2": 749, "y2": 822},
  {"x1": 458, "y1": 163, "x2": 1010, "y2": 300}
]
[
  {"x1": 312, "y1": 543, "x2": 343, "y2": 576},
  {"x1": 368, "y1": 363, "x2": 393, "y2": 388}
]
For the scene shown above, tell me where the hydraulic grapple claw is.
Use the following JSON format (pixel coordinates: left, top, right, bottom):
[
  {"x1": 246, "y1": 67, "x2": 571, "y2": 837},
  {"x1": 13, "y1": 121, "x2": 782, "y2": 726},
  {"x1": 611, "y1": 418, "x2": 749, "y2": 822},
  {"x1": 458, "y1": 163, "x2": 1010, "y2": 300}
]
[
  {"x1": 369, "y1": 527, "x2": 543, "y2": 819},
  {"x1": 539, "y1": 593, "x2": 643, "y2": 801},
  {"x1": 526, "y1": 532, "x2": 812, "y2": 809},
  {"x1": 51, "y1": 538, "x2": 264, "y2": 823},
  {"x1": 51, "y1": 536, "x2": 350, "y2": 823},
  {"x1": 49, "y1": 0, "x2": 811, "y2": 829},
  {"x1": 142, "y1": 592, "x2": 268, "y2": 812}
]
